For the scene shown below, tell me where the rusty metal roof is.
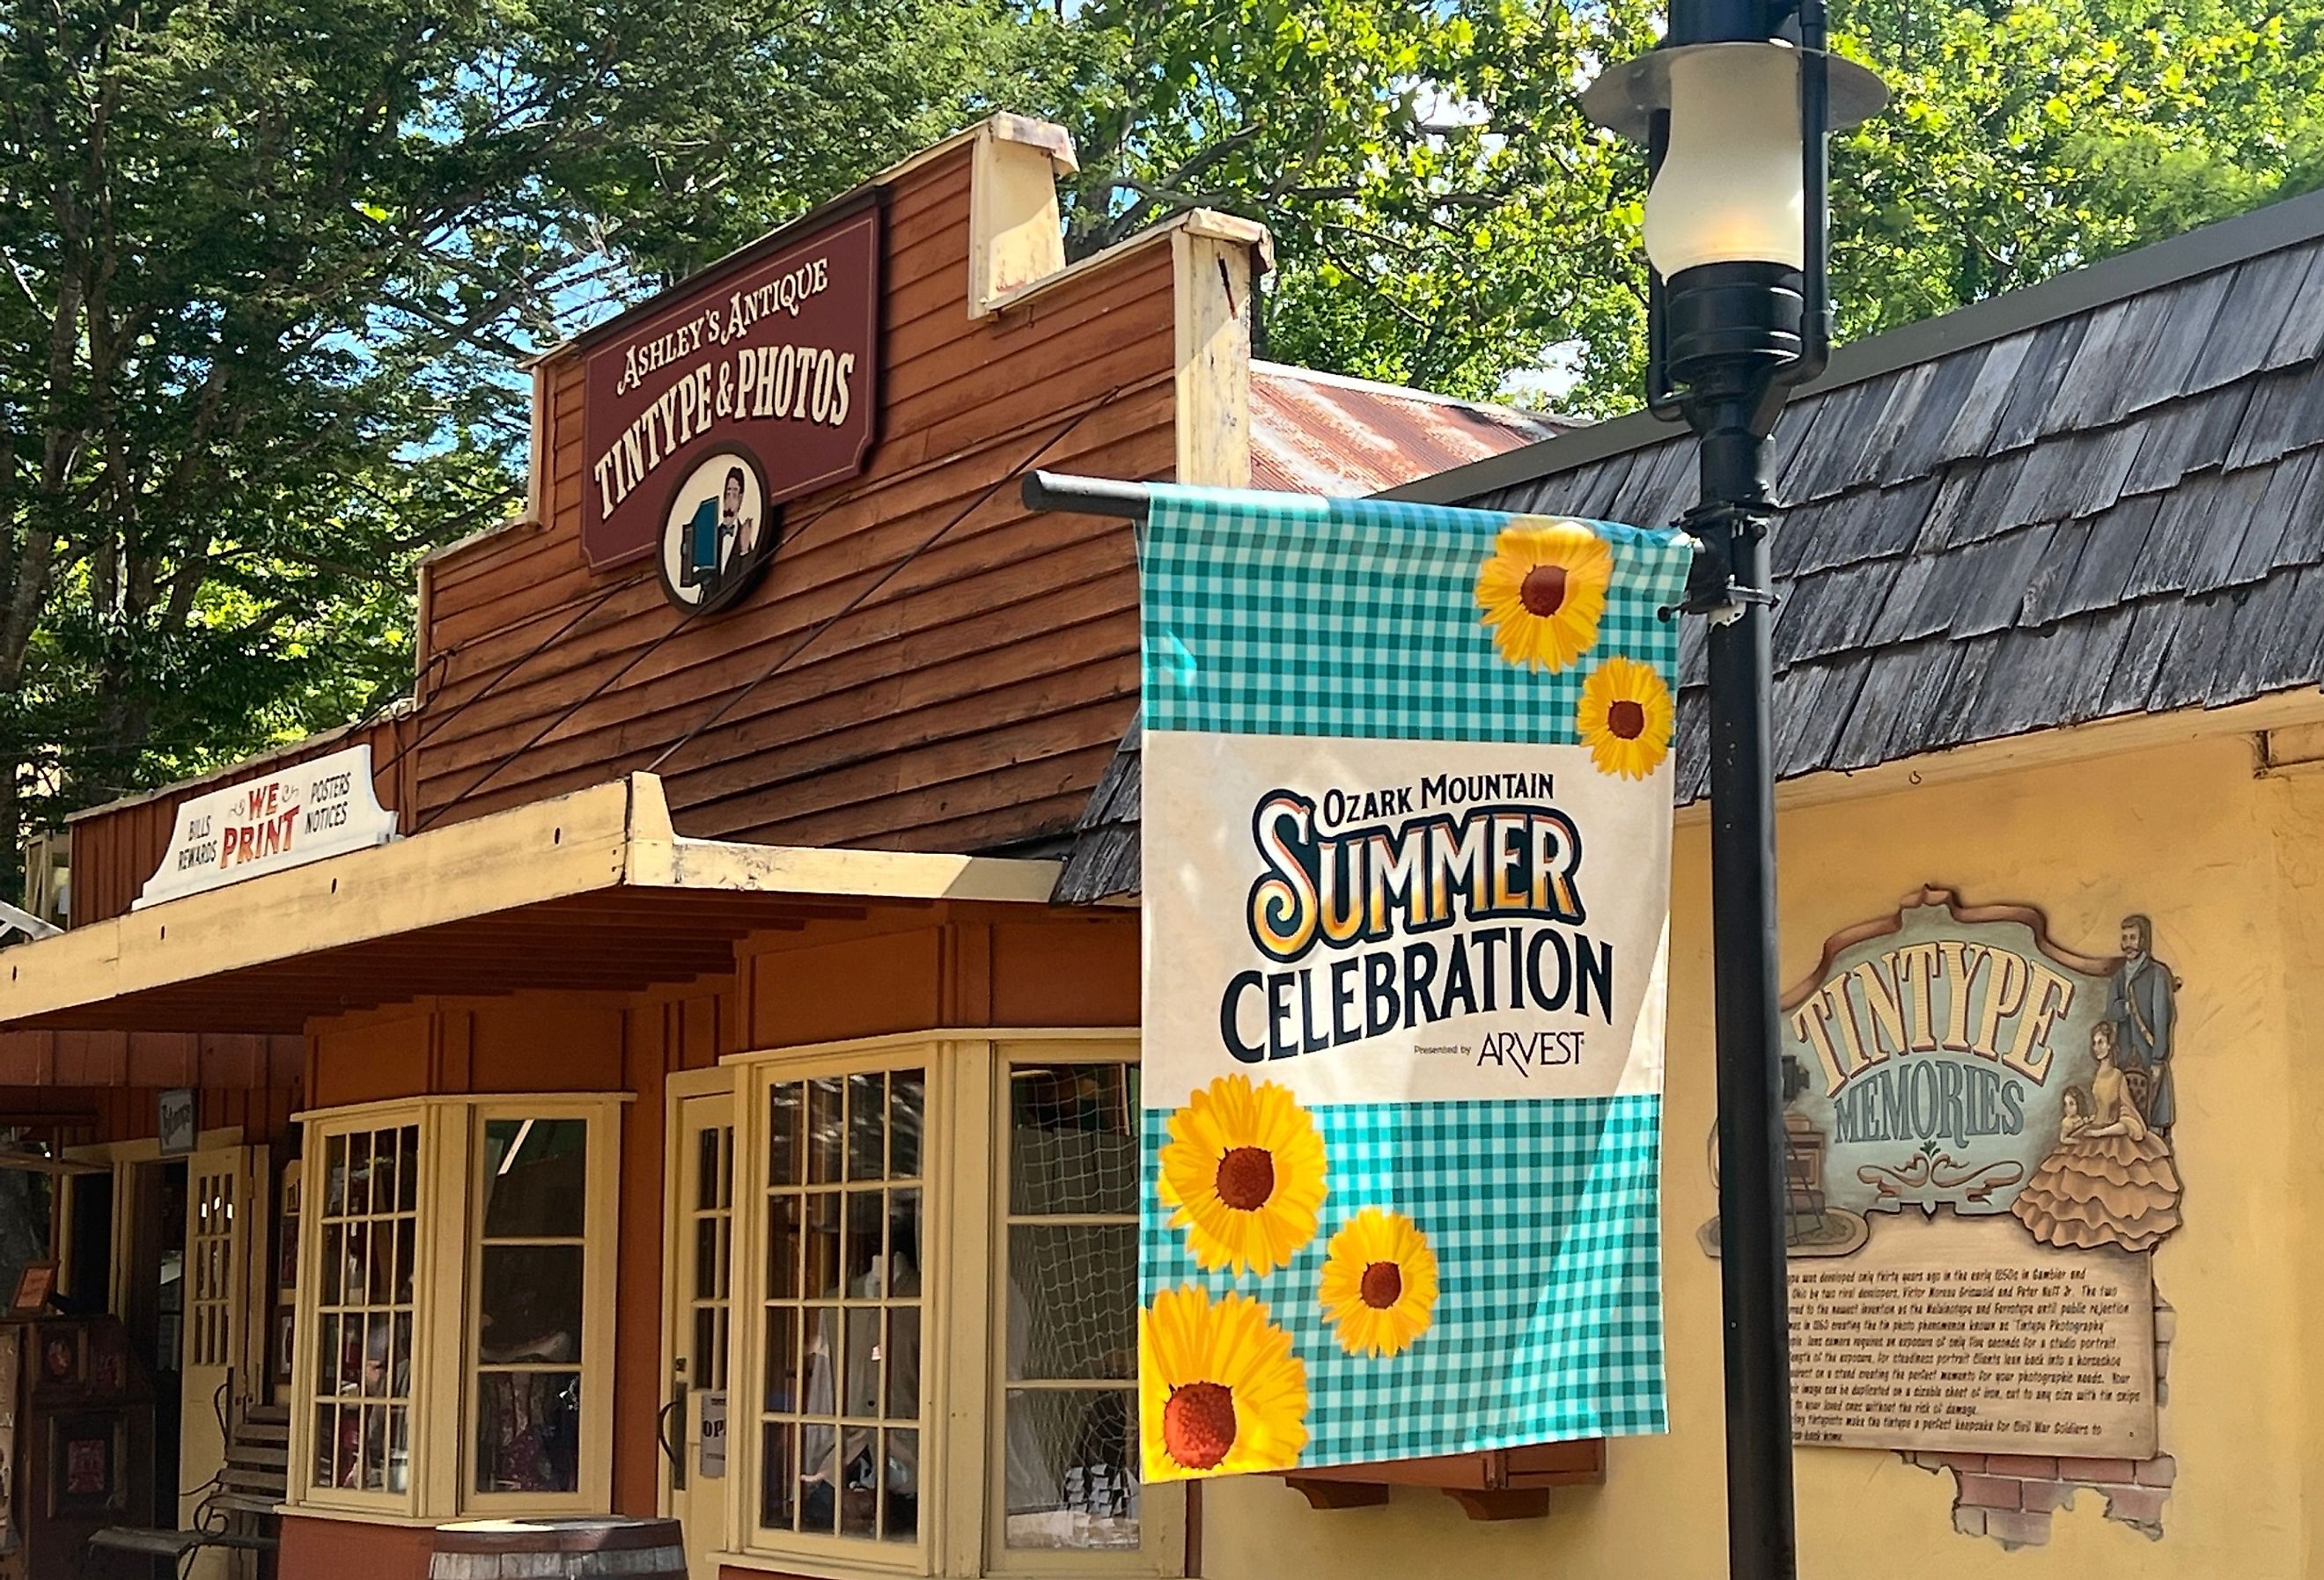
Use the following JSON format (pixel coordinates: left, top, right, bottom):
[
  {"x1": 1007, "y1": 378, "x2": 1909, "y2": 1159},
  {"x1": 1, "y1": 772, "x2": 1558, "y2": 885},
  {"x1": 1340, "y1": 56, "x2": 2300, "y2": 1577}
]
[{"x1": 1250, "y1": 361, "x2": 1573, "y2": 495}]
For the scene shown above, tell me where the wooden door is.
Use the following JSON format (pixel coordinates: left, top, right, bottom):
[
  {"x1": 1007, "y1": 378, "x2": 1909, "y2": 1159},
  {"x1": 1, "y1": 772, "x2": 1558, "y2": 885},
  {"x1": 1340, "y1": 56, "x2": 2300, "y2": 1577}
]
[
  {"x1": 666, "y1": 1091, "x2": 735, "y2": 1580},
  {"x1": 181, "y1": 1146, "x2": 262, "y2": 1579}
]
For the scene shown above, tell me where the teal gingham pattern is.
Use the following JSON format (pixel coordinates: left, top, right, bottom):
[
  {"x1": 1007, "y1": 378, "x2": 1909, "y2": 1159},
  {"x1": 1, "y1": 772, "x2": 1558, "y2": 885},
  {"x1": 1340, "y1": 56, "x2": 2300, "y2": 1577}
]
[
  {"x1": 1141, "y1": 485, "x2": 1695, "y2": 741},
  {"x1": 1141, "y1": 1096, "x2": 1667, "y2": 1458},
  {"x1": 1140, "y1": 486, "x2": 1679, "y2": 1468}
]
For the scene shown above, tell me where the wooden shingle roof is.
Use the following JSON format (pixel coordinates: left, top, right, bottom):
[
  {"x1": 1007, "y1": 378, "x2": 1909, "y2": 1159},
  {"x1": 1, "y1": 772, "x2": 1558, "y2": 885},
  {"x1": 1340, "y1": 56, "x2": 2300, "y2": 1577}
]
[{"x1": 1053, "y1": 188, "x2": 2324, "y2": 905}]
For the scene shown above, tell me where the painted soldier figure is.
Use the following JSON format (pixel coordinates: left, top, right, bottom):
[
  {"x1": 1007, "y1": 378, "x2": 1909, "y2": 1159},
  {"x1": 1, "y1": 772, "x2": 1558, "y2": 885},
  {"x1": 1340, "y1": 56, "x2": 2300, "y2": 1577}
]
[{"x1": 2107, "y1": 913, "x2": 2177, "y2": 1133}]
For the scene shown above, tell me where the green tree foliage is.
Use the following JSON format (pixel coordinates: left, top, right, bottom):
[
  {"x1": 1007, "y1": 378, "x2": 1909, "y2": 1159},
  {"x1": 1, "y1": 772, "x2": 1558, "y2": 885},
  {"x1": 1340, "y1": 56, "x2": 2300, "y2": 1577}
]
[
  {"x1": 6, "y1": 0, "x2": 2324, "y2": 881},
  {"x1": 1044, "y1": 0, "x2": 2324, "y2": 407},
  {"x1": 0, "y1": 0, "x2": 1053, "y2": 876},
  {"x1": 1042, "y1": 0, "x2": 1660, "y2": 403},
  {"x1": 1835, "y1": 0, "x2": 2324, "y2": 335}
]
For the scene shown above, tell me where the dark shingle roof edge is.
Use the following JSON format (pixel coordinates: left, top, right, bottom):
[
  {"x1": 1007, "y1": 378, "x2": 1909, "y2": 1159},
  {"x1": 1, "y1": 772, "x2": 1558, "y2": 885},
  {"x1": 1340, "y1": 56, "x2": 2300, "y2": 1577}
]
[{"x1": 1383, "y1": 183, "x2": 2324, "y2": 508}]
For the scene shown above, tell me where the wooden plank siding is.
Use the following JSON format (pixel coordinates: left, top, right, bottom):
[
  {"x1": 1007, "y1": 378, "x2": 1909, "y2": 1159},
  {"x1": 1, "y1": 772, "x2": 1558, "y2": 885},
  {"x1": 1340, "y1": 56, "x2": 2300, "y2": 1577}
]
[
  {"x1": 63, "y1": 132, "x2": 1180, "y2": 930},
  {"x1": 68, "y1": 711, "x2": 421, "y2": 927},
  {"x1": 410, "y1": 146, "x2": 1167, "y2": 849}
]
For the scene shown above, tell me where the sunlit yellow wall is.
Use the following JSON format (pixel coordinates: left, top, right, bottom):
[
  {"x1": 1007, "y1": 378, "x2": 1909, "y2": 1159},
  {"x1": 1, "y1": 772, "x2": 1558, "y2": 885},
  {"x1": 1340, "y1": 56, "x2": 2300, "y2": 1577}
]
[{"x1": 1200, "y1": 724, "x2": 2324, "y2": 1579}]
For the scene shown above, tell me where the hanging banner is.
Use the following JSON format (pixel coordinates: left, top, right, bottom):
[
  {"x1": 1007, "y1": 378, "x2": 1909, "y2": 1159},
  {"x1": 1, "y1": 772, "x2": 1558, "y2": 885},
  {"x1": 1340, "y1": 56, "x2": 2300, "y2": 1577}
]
[{"x1": 1138, "y1": 485, "x2": 1690, "y2": 1481}]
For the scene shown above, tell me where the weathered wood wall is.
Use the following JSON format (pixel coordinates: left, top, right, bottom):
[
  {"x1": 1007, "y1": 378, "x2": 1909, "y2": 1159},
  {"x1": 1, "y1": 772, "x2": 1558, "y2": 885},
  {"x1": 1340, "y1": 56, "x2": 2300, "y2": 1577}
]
[
  {"x1": 68, "y1": 713, "x2": 421, "y2": 927},
  {"x1": 412, "y1": 140, "x2": 1168, "y2": 851},
  {"x1": 63, "y1": 134, "x2": 1169, "y2": 929}
]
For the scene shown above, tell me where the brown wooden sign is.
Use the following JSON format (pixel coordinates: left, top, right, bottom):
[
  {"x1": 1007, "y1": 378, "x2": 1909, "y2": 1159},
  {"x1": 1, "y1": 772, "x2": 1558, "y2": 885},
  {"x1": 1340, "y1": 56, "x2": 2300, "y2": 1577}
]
[{"x1": 582, "y1": 202, "x2": 882, "y2": 575}]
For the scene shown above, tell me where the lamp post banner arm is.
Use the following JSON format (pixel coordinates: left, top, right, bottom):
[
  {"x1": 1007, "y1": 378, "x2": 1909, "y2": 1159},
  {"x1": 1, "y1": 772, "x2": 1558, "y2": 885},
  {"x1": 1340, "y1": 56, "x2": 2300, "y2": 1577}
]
[{"x1": 1130, "y1": 482, "x2": 1691, "y2": 1482}]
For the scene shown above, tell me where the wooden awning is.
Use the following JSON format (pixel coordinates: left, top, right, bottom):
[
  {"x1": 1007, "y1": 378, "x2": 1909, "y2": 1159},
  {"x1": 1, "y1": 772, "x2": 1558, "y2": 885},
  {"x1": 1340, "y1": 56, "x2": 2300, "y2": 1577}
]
[{"x1": 0, "y1": 775, "x2": 1058, "y2": 1035}]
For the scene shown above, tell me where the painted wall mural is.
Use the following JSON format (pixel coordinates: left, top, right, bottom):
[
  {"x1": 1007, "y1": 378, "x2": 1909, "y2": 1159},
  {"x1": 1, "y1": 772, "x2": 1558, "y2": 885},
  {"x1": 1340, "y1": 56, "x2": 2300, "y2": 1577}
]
[{"x1": 1701, "y1": 887, "x2": 2184, "y2": 1548}]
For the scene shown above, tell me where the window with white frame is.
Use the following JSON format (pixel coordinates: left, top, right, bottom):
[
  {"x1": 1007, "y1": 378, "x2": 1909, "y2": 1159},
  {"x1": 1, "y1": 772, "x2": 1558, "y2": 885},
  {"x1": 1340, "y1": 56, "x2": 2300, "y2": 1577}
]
[
  {"x1": 292, "y1": 1096, "x2": 619, "y2": 1520},
  {"x1": 731, "y1": 1033, "x2": 1179, "y2": 1580}
]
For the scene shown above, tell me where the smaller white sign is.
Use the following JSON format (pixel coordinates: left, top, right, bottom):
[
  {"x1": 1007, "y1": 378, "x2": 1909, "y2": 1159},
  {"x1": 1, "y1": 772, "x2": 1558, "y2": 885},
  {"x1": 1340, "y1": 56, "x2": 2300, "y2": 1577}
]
[
  {"x1": 697, "y1": 1391, "x2": 727, "y2": 1480},
  {"x1": 136, "y1": 744, "x2": 397, "y2": 909}
]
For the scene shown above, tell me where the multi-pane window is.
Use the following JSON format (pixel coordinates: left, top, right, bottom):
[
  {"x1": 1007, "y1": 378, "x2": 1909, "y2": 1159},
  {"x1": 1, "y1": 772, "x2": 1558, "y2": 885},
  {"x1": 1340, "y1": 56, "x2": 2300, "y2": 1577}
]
[
  {"x1": 733, "y1": 1034, "x2": 1179, "y2": 1579},
  {"x1": 1001, "y1": 1061, "x2": 1141, "y2": 1551},
  {"x1": 310, "y1": 1124, "x2": 419, "y2": 1495},
  {"x1": 758, "y1": 1069, "x2": 926, "y2": 1547},
  {"x1": 292, "y1": 1098, "x2": 615, "y2": 1519},
  {"x1": 472, "y1": 1117, "x2": 590, "y2": 1496},
  {"x1": 688, "y1": 1121, "x2": 735, "y2": 1399},
  {"x1": 188, "y1": 1163, "x2": 236, "y2": 1369}
]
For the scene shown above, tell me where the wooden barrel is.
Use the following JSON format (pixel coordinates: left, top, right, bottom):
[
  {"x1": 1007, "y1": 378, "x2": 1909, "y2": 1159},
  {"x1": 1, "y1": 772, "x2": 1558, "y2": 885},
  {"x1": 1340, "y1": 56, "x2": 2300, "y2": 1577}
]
[{"x1": 428, "y1": 1517, "x2": 686, "y2": 1580}]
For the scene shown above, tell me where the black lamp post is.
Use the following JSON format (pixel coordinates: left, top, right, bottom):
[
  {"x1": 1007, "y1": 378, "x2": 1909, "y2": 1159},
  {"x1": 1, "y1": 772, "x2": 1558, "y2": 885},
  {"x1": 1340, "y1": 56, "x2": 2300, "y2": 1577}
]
[{"x1": 1580, "y1": 9, "x2": 1885, "y2": 1580}]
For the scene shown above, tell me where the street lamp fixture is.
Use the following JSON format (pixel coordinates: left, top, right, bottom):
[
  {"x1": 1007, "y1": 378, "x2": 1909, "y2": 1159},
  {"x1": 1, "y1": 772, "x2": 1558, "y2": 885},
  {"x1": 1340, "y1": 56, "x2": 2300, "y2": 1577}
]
[{"x1": 1582, "y1": 7, "x2": 1886, "y2": 1580}]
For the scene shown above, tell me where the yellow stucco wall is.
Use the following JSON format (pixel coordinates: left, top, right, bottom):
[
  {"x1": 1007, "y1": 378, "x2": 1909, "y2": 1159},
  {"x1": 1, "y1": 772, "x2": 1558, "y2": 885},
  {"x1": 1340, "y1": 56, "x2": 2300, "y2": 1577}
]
[{"x1": 1199, "y1": 724, "x2": 2324, "y2": 1579}]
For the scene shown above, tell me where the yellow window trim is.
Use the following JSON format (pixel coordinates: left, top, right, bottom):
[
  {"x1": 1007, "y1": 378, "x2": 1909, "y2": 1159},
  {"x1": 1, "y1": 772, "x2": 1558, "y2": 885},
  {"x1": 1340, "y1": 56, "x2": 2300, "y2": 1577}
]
[
  {"x1": 718, "y1": 1030, "x2": 1182, "y2": 1580},
  {"x1": 286, "y1": 1093, "x2": 623, "y2": 1524}
]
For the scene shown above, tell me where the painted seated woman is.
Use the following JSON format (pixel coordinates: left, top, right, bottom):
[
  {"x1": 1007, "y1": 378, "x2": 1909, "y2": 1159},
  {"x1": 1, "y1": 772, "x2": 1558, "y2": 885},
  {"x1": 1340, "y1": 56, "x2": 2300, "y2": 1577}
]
[{"x1": 2011, "y1": 1021, "x2": 2182, "y2": 1254}]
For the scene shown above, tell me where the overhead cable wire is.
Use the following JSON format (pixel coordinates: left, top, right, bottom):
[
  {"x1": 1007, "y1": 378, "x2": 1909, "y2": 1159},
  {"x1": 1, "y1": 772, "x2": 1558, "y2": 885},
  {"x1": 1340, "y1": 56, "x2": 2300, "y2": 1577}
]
[{"x1": 643, "y1": 390, "x2": 1122, "y2": 779}]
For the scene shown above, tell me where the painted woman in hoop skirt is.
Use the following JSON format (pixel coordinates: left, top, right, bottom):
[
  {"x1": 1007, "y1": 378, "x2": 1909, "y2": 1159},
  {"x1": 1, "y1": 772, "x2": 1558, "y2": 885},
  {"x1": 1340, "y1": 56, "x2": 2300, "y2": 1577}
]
[{"x1": 2011, "y1": 1021, "x2": 2182, "y2": 1253}]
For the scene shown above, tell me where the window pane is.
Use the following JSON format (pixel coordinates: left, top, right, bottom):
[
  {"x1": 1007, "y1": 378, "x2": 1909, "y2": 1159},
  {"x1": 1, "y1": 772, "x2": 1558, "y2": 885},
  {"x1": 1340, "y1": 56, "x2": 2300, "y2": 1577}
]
[
  {"x1": 1009, "y1": 1064, "x2": 1138, "y2": 1216},
  {"x1": 803, "y1": 1196, "x2": 842, "y2": 1300},
  {"x1": 845, "y1": 1191, "x2": 883, "y2": 1297},
  {"x1": 346, "y1": 1134, "x2": 371, "y2": 1216},
  {"x1": 842, "y1": 1452, "x2": 877, "y2": 1539},
  {"x1": 847, "y1": 1073, "x2": 884, "y2": 1181},
  {"x1": 315, "y1": 1314, "x2": 340, "y2": 1397},
  {"x1": 769, "y1": 1084, "x2": 803, "y2": 1187},
  {"x1": 323, "y1": 1135, "x2": 347, "y2": 1216},
  {"x1": 762, "y1": 1307, "x2": 800, "y2": 1415},
  {"x1": 696, "y1": 1126, "x2": 721, "y2": 1212},
  {"x1": 808, "y1": 1079, "x2": 843, "y2": 1184},
  {"x1": 474, "y1": 1371, "x2": 581, "y2": 1495},
  {"x1": 392, "y1": 1312, "x2": 413, "y2": 1397},
  {"x1": 761, "y1": 1422, "x2": 796, "y2": 1531},
  {"x1": 312, "y1": 1405, "x2": 337, "y2": 1487},
  {"x1": 694, "y1": 1216, "x2": 718, "y2": 1302},
  {"x1": 362, "y1": 1403, "x2": 387, "y2": 1489},
  {"x1": 844, "y1": 1307, "x2": 880, "y2": 1417},
  {"x1": 320, "y1": 1225, "x2": 343, "y2": 1306},
  {"x1": 695, "y1": 1308, "x2": 717, "y2": 1391},
  {"x1": 480, "y1": 1119, "x2": 588, "y2": 1238},
  {"x1": 371, "y1": 1135, "x2": 397, "y2": 1216},
  {"x1": 387, "y1": 1407, "x2": 411, "y2": 1495},
  {"x1": 1003, "y1": 1389, "x2": 1139, "y2": 1550},
  {"x1": 887, "y1": 1190, "x2": 922, "y2": 1290},
  {"x1": 1008, "y1": 1225, "x2": 1137, "y2": 1382},
  {"x1": 889, "y1": 1072, "x2": 924, "y2": 1179},
  {"x1": 478, "y1": 1245, "x2": 583, "y2": 1364},
  {"x1": 767, "y1": 1195, "x2": 801, "y2": 1300},
  {"x1": 394, "y1": 1224, "x2": 416, "y2": 1304},
  {"x1": 364, "y1": 1314, "x2": 391, "y2": 1397},
  {"x1": 883, "y1": 1428, "x2": 918, "y2": 1543},
  {"x1": 798, "y1": 1442, "x2": 836, "y2": 1534},
  {"x1": 396, "y1": 1128, "x2": 420, "y2": 1212},
  {"x1": 368, "y1": 1221, "x2": 395, "y2": 1304},
  {"x1": 884, "y1": 1309, "x2": 920, "y2": 1420}
]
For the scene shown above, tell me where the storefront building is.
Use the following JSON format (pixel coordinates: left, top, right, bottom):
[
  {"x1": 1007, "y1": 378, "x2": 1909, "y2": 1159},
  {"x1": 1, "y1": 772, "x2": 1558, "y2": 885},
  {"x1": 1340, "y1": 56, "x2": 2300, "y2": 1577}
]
[
  {"x1": 5, "y1": 112, "x2": 2324, "y2": 1580},
  {"x1": 0, "y1": 115, "x2": 1563, "y2": 1580}
]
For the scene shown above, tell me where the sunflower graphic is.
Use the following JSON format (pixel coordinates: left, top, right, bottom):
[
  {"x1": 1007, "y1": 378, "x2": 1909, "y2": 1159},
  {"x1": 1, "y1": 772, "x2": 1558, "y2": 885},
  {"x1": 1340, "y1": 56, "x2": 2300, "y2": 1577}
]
[
  {"x1": 1319, "y1": 1209, "x2": 1440, "y2": 1357},
  {"x1": 1475, "y1": 519, "x2": 1614, "y2": 672},
  {"x1": 1158, "y1": 1075, "x2": 1327, "y2": 1276},
  {"x1": 1140, "y1": 1285, "x2": 1309, "y2": 1479},
  {"x1": 1577, "y1": 656, "x2": 1675, "y2": 779}
]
